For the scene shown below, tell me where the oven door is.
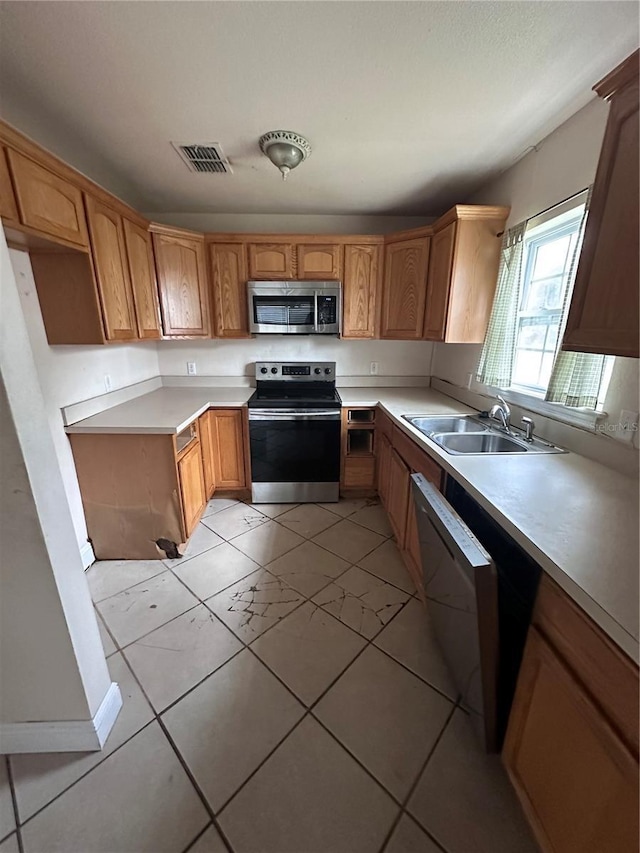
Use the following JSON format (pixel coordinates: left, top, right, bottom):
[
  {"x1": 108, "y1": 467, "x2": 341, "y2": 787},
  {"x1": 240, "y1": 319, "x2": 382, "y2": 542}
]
[{"x1": 248, "y1": 409, "x2": 341, "y2": 502}]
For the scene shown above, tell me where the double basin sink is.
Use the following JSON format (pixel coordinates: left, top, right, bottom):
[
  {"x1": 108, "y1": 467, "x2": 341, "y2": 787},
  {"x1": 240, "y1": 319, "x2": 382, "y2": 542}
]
[{"x1": 402, "y1": 415, "x2": 565, "y2": 455}]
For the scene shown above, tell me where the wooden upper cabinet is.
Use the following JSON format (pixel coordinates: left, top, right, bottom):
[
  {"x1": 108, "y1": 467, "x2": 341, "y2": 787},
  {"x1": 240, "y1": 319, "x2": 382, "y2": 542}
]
[
  {"x1": 123, "y1": 219, "x2": 162, "y2": 340},
  {"x1": 297, "y1": 243, "x2": 342, "y2": 279},
  {"x1": 424, "y1": 222, "x2": 456, "y2": 340},
  {"x1": 248, "y1": 242, "x2": 293, "y2": 279},
  {"x1": 210, "y1": 409, "x2": 247, "y2": 489},
  {"x1": 177, "y1": 440, "x2": 206, "y2": 537},
  {"x1": 153, "y1": 229, "x2": 210, "y2": 337},
  {"x1": 381, "y1": 237, "x2": 430, "y2": 339},
  {"x1": 84, "y1": 196, "x2": 137, "y2": 341},
  {"x1": 210, "y1": 243, "x2": 250, "y2": 338},
  {"x1": 0, "y1": 147, "x2": 18, "y2": 223},
  {"x1": 7, "y1": 149, "x2": 89, "y2": 247},
  {"x1": 342, "y1": 243, "x2": 381, "y2": 338},
  {"x1": 562, "y1": 50, "x2": 639, "y2": 358}
]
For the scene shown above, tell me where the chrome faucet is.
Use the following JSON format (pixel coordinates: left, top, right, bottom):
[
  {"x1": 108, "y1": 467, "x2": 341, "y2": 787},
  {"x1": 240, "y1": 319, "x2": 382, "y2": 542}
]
[{"x1": 488, "y1": 395, "x2": 512, "y2": 433}]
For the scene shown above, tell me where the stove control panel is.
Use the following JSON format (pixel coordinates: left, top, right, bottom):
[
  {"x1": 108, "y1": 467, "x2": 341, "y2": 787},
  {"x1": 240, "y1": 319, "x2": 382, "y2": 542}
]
[{"x1": 255, "y1": 362, "x2": 336, "y2": 382}]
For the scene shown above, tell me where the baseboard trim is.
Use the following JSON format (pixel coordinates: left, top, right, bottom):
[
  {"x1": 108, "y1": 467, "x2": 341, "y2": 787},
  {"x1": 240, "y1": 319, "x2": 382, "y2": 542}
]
[
  {"x1": 80, "y1": 540, "x2": 95, "y2": 570},
  {"x1": 0, "y1": 682, "x2": 122, "y2": 755}
]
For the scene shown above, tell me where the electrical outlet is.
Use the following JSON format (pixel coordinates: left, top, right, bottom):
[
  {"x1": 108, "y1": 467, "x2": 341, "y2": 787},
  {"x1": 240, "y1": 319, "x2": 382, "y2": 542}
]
[
  {"x1": 370, "y1": 361, "x2": 379, "y2": 376},
  {"x1": 103, "y1": 374, "x2": 112, "y2": 392},
  {"x1": 618, "y1": 409, "x2": 639, "y2": 443},
  {"x1": 187, "y1": 362, "x2": 197, "y2": 376}
]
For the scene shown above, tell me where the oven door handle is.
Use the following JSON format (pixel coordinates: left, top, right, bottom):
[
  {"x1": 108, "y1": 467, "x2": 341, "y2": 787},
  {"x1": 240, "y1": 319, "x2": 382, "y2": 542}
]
[{"x1": 249, "y1": 409, "x2": 341, "y2": 421}]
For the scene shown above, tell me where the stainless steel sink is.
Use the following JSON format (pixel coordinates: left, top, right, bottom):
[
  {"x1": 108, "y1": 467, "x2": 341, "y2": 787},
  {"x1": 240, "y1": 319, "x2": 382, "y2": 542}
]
[
  {"x1": 404, "y1": 416, "x2": 488, "y2": 434},
  {"x1": 433, "y1": 432, "x2": 527, "y2": 454},
  {"x1": 402, "y1": 413, "x2": 565, "y2": 455}
]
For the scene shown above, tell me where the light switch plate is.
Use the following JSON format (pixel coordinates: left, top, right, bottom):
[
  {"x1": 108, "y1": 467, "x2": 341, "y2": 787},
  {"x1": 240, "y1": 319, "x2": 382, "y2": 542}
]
[
  {"x1": 187, "y1": 362, "x2": 197, "y2": 376},
  {"x1": 103, "y1": 374, "x2": 112, "y2": 392},
  {"x1": 370, "y1": 361, "x2": 379, "y2": 375}
]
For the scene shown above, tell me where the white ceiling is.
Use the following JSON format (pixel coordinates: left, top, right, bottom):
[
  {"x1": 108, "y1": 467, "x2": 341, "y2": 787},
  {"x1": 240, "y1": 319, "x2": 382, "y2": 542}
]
[{"x1": 0, "y1": 2, "x2": 637, "y2": 216}]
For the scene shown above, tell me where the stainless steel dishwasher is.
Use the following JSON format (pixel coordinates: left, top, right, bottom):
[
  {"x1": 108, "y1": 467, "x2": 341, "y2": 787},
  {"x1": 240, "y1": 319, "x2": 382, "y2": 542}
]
[{"x1": 411, "y1": 473, "x2": 499, "y2": 751}]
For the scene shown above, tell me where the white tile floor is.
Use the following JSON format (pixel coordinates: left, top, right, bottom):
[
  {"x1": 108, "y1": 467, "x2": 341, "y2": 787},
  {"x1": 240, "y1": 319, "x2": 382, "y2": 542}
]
[{"x1": 1, "y1": 498, "x2": 538, "y2": 853}]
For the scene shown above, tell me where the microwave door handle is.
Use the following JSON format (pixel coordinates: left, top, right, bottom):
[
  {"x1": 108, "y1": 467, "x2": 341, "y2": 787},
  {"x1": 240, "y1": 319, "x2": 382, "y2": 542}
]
[{"x1": 314, "y1": 291, "x2": 319, "y2": 333}]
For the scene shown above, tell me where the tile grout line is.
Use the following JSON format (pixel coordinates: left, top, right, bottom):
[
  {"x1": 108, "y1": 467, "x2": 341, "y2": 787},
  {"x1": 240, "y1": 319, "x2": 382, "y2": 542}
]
[
  {"x1": 375, "y1": 701, "x2": 459, "y2": 853},
  {"x1": 4, "y1": 754, "x2": 24, "y2": 853}
]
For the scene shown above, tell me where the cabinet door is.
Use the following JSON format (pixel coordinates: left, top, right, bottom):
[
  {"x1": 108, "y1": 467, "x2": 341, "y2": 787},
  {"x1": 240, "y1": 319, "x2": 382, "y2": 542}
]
[
  {"x1": 210, "y1": 409, "x2": 247, "y2": 489},
  {"x1": 248, "y1": 243, "x2": 293, "y2": 279},
  {"x1": 424, "y1": 222, "x2": 456, "y2": 341},
  {"x1": 562, "y1": 74, "x2": 639, "y2": 357},
  {"x1": 8, "y1": 149, "x2": 88, "y2": 247},
  {"x1": 381, "y1": 237, "x2": 430, "y2": 339},
  {"x1": 123, "y1": 219, "x2": 162, "y2": 340},
  {"x1": 0, "y1": 147, "x2": 18, "y2": 222},
  {"x1": 376, "y1": 432, "x2": 391, "y2": 508},
  {"x1": 154, "y1": 233, "x2": 210, "y2": 336},
  {"x1": 178, "y1": 441, "x2": 206, "y2": 537},
  {"x1": 387, "y1": 447, "x2": 410, "y2": 545},
  {"x1": 85, "y1": 197, "x2": 138, "y2": 340},
  {"x1": 403, "y1": 500, "x2": 426, "y2": 602},
  {"x1": 297, "y1": 243, "x2": 341, "y2": 279},
  {"x1": 199, "y1": 412, "x2": 215, "y2": 498},
  {"x1": 503, "y1": 628, "x2": 639, "y2": 853},
  {"x1": 342, "y1": 244, "x2": 381, "y2": 338},
  {"x1": 210, "y1": 243, "x2": 250, "y2": 338}
]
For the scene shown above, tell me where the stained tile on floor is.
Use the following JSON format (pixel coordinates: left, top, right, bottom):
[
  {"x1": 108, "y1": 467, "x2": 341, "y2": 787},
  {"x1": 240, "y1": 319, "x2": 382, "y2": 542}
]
[
  {"x1": 408, "y1": 709, "x2": 537, "y2": 853},
  {"x1": 11, "y1": 653, "x2": 153, "y2": 823},
  {"x1": 315, "y1": 645, "x2": 452, "y2": 800},
  {"x1": 312, "y1": 518, "x2": 386, "y2": 564},
  {"x1": 358, "y1": 538, "x2": 417, "y2": 593},
  {"x1": 200, "y1": 496, "x2": 240, "y2": 518},
  {"x1": 312, "y1": 566, "x2": 409, "y2": 639},
  {"x1": 201, "y1": 502, "x2": 268, "y2": 540},
  {"x1": 171, "y1": 541, "x2": 260, "y2": 600},
  {"x1": 277, "y1": 503, "x2": 340, "y2": 539},
  {"x1": 266, "y1": 540, "x2": 350, "y2": 597},
  {"x1": 251, "y1": 601, "x2": 366, "y2": 705},
  {"x1": 86, "y1": 559, "x2": 166, "y2": 603},
  {"x1": 0, "y1": 834, "x2": 19, "y2": 853},
  {"x1": 349, "y1": 503, "x2": 394, "y2": 537},
  {"x1": 250, "y1": 502, "x2": 297, "y2": 518},
  {"x1": 97, "y1": 571, "x2": 199, "y2": 648},
  {"x1": 231, "y1": 519, "x2": 304, "y2": 565},
  {"x1": 374, "y1": 597, "x2": 457, "y2": 700},
  {"x1": 317, "y1": 497, "x2": 377, "y2": 518},
  {"x1": 206, "y1": 568, "x2": 304, "y2": 642},
  {"x1": 162, "y1": 649, "x2": 304, "y2": 812},
  {"x1": 20, "y1": 723, "x2": 208, "y2": 853},
  {"x1": 218, "y1": 715, "x2": 399, "y2": 853},
  {"x1": 123, "y1": 604, "x2": 242, "y2": 711}
]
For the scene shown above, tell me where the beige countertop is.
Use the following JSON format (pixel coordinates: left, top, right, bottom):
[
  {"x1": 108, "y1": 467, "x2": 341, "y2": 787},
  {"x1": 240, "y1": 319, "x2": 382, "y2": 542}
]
[{"x1": 65, "y1": 384, "x2": 639, "y2": 662}]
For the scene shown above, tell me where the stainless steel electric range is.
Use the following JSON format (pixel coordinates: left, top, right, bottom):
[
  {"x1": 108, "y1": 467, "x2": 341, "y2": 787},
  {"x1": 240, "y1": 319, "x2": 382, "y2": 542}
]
[{"x1": 247, "y1": 361, "x2": 341, "y2": 503}]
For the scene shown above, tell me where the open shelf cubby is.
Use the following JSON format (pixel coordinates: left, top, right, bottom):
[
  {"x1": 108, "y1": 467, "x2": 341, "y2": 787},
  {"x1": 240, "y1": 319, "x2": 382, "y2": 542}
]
[
  {"x1": 347, "y1": 429, "x2": 374, "y2": 456},
  {"x1": 348, "y1": 408, "x2": 375, "y2": 424}
]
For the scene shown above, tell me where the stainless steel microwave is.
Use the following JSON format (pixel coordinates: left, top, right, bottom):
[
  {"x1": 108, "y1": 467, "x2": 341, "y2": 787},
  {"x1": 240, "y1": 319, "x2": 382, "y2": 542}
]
[{"x1": 247, "y1": 281, "x2": 341, "y2": 335}]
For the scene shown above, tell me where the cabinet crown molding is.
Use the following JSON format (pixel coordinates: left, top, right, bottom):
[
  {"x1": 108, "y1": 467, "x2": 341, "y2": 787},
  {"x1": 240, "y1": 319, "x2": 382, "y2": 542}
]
[{"x1": 594, "y1": 48, "x2": 639, "y2": 101}]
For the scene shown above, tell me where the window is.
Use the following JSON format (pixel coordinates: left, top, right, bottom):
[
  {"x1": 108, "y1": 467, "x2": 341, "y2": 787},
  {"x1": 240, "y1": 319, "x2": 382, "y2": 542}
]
[
  {"x1": 476, "y1": 190, "x2": 614, "y2": 414},
  {"x1": 511, "y1": 206, "x2": 584, "y2": 395}
]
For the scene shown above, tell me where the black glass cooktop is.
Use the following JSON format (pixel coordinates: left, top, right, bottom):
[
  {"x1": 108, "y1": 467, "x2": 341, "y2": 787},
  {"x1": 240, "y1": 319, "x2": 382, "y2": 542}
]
[{"x1": 248, "y1": 383, "x2": 341, "y2": 408}]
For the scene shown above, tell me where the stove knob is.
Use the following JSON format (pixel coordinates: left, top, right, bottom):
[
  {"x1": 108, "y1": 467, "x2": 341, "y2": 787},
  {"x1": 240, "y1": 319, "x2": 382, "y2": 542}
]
[
  {"x1": 324, "y1": 367, "x2": 332, "y2": 375},
  {"x1": 260, "y1": 367, "x2": 268, "y2": 374},
  {"x1": 314, "y1": 367, "x2": 321, "y2": 375},
  {"x1": 271, "y1": 367, "x2": 278, "y2": 374}
]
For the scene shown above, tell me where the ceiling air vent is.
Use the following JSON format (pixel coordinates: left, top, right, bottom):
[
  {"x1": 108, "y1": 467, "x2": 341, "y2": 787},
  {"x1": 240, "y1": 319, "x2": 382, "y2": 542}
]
[{"x1": 172, "y1": 142, "x2": 233, "y2": 174}]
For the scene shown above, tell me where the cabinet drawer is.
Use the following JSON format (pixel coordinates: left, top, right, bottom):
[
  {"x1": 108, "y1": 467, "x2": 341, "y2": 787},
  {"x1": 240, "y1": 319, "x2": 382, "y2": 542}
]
[
  {"x1": 8, "y1": 149, "x2": 89, "y2": 247},
  {"x1": 343, "y1": 455, "x2": 376, "y2": 488},
  {"x1": 392, "y1": 425, "x2": 443, "y2": 486}
]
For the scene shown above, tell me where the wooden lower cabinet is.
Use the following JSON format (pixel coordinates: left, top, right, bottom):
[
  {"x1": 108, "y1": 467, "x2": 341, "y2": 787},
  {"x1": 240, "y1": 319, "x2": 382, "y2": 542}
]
[
  {"x1": 376, "y1": 432, "x2": 391, "y2": 507},
  {"x1": 387, "y1": 448, "x2": 410, "y2": 544},
  {"x1": 198, "y1": 411, "x2": 215, "y2": 498},
  {"x1": 210, "y1": 409, "x2": 248, "y2": 489},
  {"x1": 504, "y1": 576, "x2": 639, "y2": 852},
  {"x1": 177, "y1": 440, "x2": 206, "y2": 537}
]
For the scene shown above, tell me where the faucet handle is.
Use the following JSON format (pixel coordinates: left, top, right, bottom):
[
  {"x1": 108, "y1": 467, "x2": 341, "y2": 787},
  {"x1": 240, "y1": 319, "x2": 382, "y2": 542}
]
[{"x1": 521, "y1": 416, "x2": 535, "y2": 441}]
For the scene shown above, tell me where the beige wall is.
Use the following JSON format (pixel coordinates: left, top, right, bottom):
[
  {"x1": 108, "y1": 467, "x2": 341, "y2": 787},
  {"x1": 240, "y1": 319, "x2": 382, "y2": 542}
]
[
  {"x1": 147, "y1": 212, "x2": 433, "y2": 235},
  {"x1": 432, "y1": 97, "x2": 639, "y2": 462},
  {"x1": 0, "y1": 231, "x2": 111, "y2": 729}
]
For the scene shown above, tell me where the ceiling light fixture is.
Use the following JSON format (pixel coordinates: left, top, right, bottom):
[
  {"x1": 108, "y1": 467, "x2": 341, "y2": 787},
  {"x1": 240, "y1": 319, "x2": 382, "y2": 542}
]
[{"x1": 259, "y1": 130, "x2": 311, "y2": 181}]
